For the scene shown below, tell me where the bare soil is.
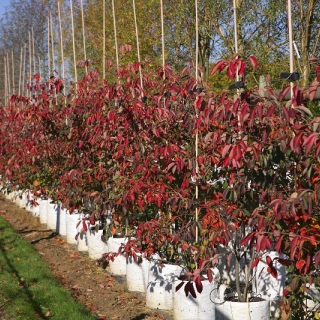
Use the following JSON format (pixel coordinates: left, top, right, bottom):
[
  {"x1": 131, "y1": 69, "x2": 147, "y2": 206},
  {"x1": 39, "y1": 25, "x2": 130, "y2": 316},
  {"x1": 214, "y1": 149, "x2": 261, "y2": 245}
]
[{"x1": 0, "y1": 194, "x2": 173, "y2": 320}]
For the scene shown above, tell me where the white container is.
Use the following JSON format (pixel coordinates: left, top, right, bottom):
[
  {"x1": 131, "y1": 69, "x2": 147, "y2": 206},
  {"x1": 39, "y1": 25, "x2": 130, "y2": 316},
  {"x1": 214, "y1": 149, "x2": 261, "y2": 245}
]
[
  {"x1": 215, "y1": 285, "x2": 270, "y2": 320},
  {"x1": 87, "y1": 228, "x2": 108, "y2": 259},
  {"x1": 39, "y1": 198, "x2": 49, "y2": 224},
  {"x1": 146, "y1": 261, "x2": 183, "y2": 310},
  {"x1": 66, "y1": 212, "x2": 80, "y2": 245},
  {"x1": 253, "y1": 251, "x2": 286, "y2": 318},
  {"x1": 47, "y1": 199, "x2": 58, "y2": 231},
  {"x1": 107, "y1": 237, "x2": 127, "y2": 275},
  {"x1": 77, "y1": 215, "x2": 88, "y2": 252},
  {"x1": 57, "y1": 205, "x2": 67, "y2": 236},
  {"x1": 126, "y1": 255, "x2": 150, "y2": 293},
  {"x1": 173, "y1": 280, "x2": 216, "y2": 320}
]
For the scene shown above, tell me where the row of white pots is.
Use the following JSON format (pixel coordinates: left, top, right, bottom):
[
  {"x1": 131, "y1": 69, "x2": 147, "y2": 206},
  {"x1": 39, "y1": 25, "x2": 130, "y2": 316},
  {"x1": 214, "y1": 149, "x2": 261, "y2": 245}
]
[
  {"x1": 2, "y1": 188, "x2": 317, "y2": 319},
  {"x1": 1, "y1": 189, "x2": 272, "y2": 319}
]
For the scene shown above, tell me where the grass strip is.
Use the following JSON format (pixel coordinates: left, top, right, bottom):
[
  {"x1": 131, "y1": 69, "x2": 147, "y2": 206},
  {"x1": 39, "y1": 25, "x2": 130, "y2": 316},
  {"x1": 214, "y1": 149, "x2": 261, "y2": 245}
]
[{"x1": 0, "y1": 215, "x2": 95, "y2": 320}]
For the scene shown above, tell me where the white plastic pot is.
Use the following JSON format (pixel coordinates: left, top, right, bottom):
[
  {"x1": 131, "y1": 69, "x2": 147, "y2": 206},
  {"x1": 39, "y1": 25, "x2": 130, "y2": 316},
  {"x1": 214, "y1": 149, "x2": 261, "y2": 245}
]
[
  {"x1": 126, "y1": 255, "x2": 150, "y2": 293},
  {"x1": 253, "y1": 251, "x2": 286, "y2": 318},
  {"x1": 57, "y1": 205, "x2": 67, "y2": 236},
  {"x1": 39, "y1": 198, "x2": 49, "y2": 224},
  {"x1": 107, "y1": 237, "x2": 127, "y2": 275},
  {"x1": 47, "y1": 199, "x2": 58, "y2": 231},
  {"x1": 87, "y1": 228, "x2": 108, "y2": 260},
  {"x1": 146, "y1": 260, "x2": 183, "y2": 310},
  {"x1": 173, "y1": 279, "x2": 216, "y2": 320},
  {"x1": 214, "y1": 284, "x2": 270, "y2": 320},
  {"x1": 77, "y1": 214, "x2": 88, "y2": 252},
  {"x1": 66, "y1": 212, "x2": 80, "y2": 245}
]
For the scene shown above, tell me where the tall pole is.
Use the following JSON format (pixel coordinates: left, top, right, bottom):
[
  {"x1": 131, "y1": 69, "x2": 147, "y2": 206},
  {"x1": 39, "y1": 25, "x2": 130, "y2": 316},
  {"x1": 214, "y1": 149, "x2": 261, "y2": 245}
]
[
  {"x1": 103, "y1": 0, "x2": 106, "y2": 78},
  {"x1": 111, "y1": 0, "x2": 119, "y2": 69},
  {"x1": 287, "y1": 0, "x2": 294, "y2": 100},
  {"x1": 70, "y1": 0, "x2": 78, "y2": 87},
  {"x1": 58, "y1": 1, "x2": 65, "y2": 92},
  {"x1": 11, "y1": 50, "x2": 15, "y2": 94},
  {"x1": 160, "y1": 0, "x2": 165, "y2": 79},
  {"x1": 47, "y1": 16, "x2": 51, "y2": 78},
  {"x1": 29, "y1": 31, "x2": 32, "y2": 98},
  {"x1": 80, "y1": 0, "x2": 87, "y2": 74},
  {"x1": 195, "y1": 0, "x2": 199, "y2": 243},
  {"x1": 32, "y1": 27, "x2": 36, "y2": 75},
  {"x1": 132, "y1": 0, "x2": 143, "y2": 93},
  {"x1": 233, "y1": 0, "x2": 239, "y2": 82},
  {"x1": 50, "y1": 11, "x2": 55, "y2": 74},
  {"x1": 22, "y1": 43, "x2": 26, "y2": 96},
  {"x1": 7, "y1": 52, "x2": 11, "y2": 97},
  {"x1": 4, "y1": 56, "x2": 7, "y2": 105},
  {"x1": 19, "y1": 47, "x2": 23, "y2": 96}
]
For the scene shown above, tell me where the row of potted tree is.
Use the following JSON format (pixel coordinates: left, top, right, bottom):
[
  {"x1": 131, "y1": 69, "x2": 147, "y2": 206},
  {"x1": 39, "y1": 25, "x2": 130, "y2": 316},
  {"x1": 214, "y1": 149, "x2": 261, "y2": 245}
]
[{"x1": 1, "y1": 55, "x2": 320, "y2": 319}]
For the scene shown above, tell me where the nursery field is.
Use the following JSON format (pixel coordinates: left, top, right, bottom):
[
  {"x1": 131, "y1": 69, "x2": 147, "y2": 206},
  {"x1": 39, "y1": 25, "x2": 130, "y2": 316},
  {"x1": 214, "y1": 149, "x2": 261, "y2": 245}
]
[{"x1": 0, "y1": 194, "x2": 169, "y2": 320}]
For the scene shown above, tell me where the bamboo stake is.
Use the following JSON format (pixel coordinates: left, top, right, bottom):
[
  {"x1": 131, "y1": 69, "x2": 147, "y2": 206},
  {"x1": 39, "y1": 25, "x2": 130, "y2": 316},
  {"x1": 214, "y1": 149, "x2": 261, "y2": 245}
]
[
  {"x1": 132, "y1": 0, "x2": 143, "y2": 92},
  {"x1": 50, "y1": 11, "x2": 55, "y2": 74},
  {"x1": 58, "y1": 1, "x2": 66, "y2": 93},
  {"x1": 23, "y1": 43, "x2": 26, "y2": 96},
  {"x1": 233, "y1": 0, "x2": 239, "y2": 82},
  {"x1": 80, "y1": 0, "x2": 87, "y2": 74},
  {"x1": 7, "y1": 53, "x2": 11, "y2": 97},
  {"x1": 4, "y1": 56, "x2": 7, "y2": 105},
  {"x1": 103, "y1": 0, "x2": 106, "y2": 78},
  {"x1": 11, "y1": 51, "x2": 15, "y2": 94},
  {"x1": 19, "y1": 47, "x2": 23, "y2": 96},
  {"x1": 195, "y1": 0, "x2": 199, "y2": 243},
  {"x1": 38, "y1": 57, "x2": 42, "y2": 81},
  {"x1": 111, "y1": 0, "x2": 119, "y2": 69},
  {"x1": 47, "y1": 16, "x2": 51, "y2": 78},
  {"x1": 32, "y1": 27, "x2": 36, "y2": 75},
  {"x1": 160, "y1": 0, "x2": 165, "y2": 79},
  {"x1": 287, "y1": 0, "x2": 294, "y2": 100},
  {"x1": 70, "y1": 0, "x2": 78, "y2": 87},
  {"x1": 29, "y1": 31, "x2": 32, "y2": 98}
]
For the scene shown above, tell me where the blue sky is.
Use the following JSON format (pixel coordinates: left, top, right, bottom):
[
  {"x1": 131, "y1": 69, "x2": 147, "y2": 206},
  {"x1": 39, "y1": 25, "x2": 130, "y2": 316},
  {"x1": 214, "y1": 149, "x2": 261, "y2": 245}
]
[{"x1": 0, "y1": 0, "x2": 11, "y2": 18}]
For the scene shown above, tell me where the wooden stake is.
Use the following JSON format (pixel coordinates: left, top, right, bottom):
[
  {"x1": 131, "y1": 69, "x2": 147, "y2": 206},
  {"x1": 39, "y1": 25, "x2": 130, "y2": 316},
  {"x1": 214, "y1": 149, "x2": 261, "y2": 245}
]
[
  {"x1": 58, "y1": 1, "x2": 66, "y2": 92},
  {"x1": 195, "y1": 0, "x2": 199, "y2": 243},
  {"x1": 29, "y1": 31, "x2": 32, "y2": 98},
  {"x1": 70, "y1": 0, "x2": 78, "y2": 86},
  {"x1": 22, "y1": 43, "x2": 26, "y2": 96},
  {"x1": 132, "y1": 0, "x2": 143, "y2": 92},
  {"x1": 111, "y1": 0, "x2": 119, "y2": 69},
  {"x1": 19, "y1": 47, "x2": 23, "y2": 96},
  {"x1": 80, "y1": 0, "x2": 87, "y2": 74},
  {"x1": 160, "y1": 0, "x2": 165, "y2": 78},
  {"x1": 4, "y1": 56, "x2": 7, "y2": 105},
  {"x1": 7, "y1": 53, "x2": 11, "y2": 97},
  {"x1": 50, "y1": 11, "x2": 55, "y2": 74},
  {"x1": 103, "y1": 0, "x2": 106, "y2": 78},
  {"x1": 47, "y1": 16, "x2": 51, "y2": 78},
  {"x1": 11, "y1": 51, "x2": 15, "y2": 94},
  {"x1": 287, "y1": 0, "x2": 294, "y2": 100},
  {"x1": 32, "y1": 27, "x2": 36, "y2": 75}
]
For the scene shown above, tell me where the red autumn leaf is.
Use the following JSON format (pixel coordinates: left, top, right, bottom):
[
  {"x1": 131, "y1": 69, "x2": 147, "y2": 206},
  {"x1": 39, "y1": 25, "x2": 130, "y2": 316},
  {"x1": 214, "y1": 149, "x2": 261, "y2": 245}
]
[
  {"x1": 303, "y1": 132, "x2": 317, "y2": 154},
  {"x1": 279, "y1": 86, "x2": 290, "y2": 102},
  {"x1": 309, "y1": 80, "x2": 319, "y2": 101},
  {"x1": 176, "y1": 281, "x2": 184, "y2": 292},
  {"x1": 194, "y1": 276, "x2": 203, "y2": 294},
  {"x1": 207, "y1": 268, "x2": 213, "y2": 283},
  {"x1": 249, "y1": 55, "x2": 258, "y2": 69},
  {"x1": 267, "y1": 265, "x2": 278, "y2": 279},
  {"x1": 290, "y1": 236, "x2": 299, "y2": 260},
  {"x1": 251, "y1": 257, "x2": 261, "y2": 269},
  {"x1": 277, "y1": 258, "x2": 291, "y2": 267},
  {"x1": 82, "y1": 220, "x2": 88, "y2": 232},
  {"x1": 314, "y1": 65, "x2": 320, "y2": 81},
  {"x1": 240, "y1": 232, "x2": 255, "y2": 246},
  {"x1": 210, "y1": 60, "x2": 227, "y2": 75},
  {"x1": 295, "y1": 259, "x2": 306, "y2": 271}
]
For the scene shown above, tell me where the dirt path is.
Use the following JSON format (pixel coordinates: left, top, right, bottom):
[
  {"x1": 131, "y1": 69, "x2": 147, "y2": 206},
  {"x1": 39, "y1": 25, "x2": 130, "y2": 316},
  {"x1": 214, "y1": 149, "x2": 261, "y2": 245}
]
[{"x1": 0, "y1": 194, "x2": 172, "y2": 320}]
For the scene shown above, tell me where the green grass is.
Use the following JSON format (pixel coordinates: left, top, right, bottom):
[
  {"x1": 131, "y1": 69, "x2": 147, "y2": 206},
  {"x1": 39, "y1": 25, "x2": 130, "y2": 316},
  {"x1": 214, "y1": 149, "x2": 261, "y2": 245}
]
[{"x1": 0, "y1": 216, "x2": 95, "y2": 320}]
